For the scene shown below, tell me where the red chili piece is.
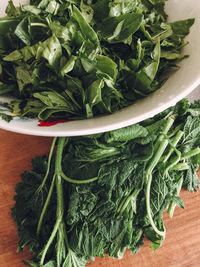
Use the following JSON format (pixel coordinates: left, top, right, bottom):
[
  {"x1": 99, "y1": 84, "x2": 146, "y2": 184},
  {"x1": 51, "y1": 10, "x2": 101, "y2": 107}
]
[{"x1": 38, "y1": 120, "x2": 71, "y2": 127}]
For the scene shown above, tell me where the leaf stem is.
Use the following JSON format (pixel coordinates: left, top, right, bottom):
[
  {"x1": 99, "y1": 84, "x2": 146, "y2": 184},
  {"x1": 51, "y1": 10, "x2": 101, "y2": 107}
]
[
  {"x1": 36, "y1": 174, "x2": 56, "y2": 237},
  {"x1": 30, "y1": 22, "x2": 48, "y2": 28},
  {"x1": 117, "y1": 188, "x2": 132, "y2": 213},
  {"x1": 61, "y1": 172, "x2": 98, "y2": 184},
  {"x1": 146, "y1": 138, "x2": 169, "y2": 180},
  {"x1": 170, "y1": 162, "x2": 189, "y2": 171},
  {"x1": 163, "y1": 130, "x2": 183, "y2": 163},
  {"x1": 40, "y1": 198, "x2": 63, "y2": 265},
  {"x1": 36, "y1": 137, "x2": 57, "y2": 236},
  {"x1": 167, "y1": 177, "x2": 183, "y2": 218},
  {"x1": 145, "y1": 117, "x2": 174, "y2": 237},
  {"x1": 182, "y1": 147, "x2": 200, "y2": 159},
  {"x1": 146, "y1": 173, "x2": 166, "y2": 237},
  {"x1": 164, "y1": 145, "x2": 181, "y2": 175},
  {"x1": 38, "y1": 137, "x2": 57, "y2": 191},
  {"x1": 57, "y1": 137, "x2": 98, "y2": 184},
  {"x1": 119, "y1": 188, "x2": 141, "y2": 214},
  {"x1": 153, "y1": 117, "x2": 174, "y2": 152},
  {"x1": 40, "y1": 137, "x2": 67, "y2": 265}
]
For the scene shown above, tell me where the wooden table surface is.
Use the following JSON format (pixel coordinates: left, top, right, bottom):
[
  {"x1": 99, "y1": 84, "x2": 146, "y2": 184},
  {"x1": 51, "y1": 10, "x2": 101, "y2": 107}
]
[{"x1": 0, "y1": 129, "x2": 200, "y2": 267}]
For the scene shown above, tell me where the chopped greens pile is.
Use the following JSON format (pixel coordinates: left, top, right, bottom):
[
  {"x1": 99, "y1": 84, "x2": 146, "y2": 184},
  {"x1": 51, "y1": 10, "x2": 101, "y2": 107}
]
[
  {"x1": 0, "y1": 0, "x2": 194, "y2": 121},
  {"x1": 12, "y1": 99, "x2": 200, "y2": 267}
]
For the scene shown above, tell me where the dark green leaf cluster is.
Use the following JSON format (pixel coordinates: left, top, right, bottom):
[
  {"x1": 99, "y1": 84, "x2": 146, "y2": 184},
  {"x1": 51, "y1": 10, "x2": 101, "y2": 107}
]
[
  {"x1": 0, "y1": 111, "x2": 13, "y2": 122},
  {"x1": 0, "y1": 0, "x2": 194, "y2": 121},
  {"x1": 12, "y1": 99, "x2": 200, "y2": 266}
]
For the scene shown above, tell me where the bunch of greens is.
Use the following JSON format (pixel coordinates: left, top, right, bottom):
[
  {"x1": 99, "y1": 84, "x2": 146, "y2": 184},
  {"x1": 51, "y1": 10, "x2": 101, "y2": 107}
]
[
  {"x1": 12, "y1": 99, "x2": 200, "y2": 267},
  {"x1": 0, "y1": 0, "x2": 194, "y2": 121}
]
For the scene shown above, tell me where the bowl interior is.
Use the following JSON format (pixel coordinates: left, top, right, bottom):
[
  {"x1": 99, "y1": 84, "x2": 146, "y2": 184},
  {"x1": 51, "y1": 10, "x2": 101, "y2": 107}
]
[{"x1": 0, "y1": 0, "x2": 200, "y2": 136}]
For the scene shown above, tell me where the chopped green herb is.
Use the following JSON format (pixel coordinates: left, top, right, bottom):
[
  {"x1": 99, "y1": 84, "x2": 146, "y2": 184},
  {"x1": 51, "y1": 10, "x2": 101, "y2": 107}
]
[
  {"x1": 0, "y1": 111, "x2": 13, "y2": 122},
  {"x1": 0, "y1": 0, "x2": 194, "y2": 121}
]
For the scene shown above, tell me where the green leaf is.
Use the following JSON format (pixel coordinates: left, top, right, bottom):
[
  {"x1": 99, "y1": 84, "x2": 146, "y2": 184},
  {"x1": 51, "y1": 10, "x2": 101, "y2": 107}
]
[
  {"x1": 150, "y1": 172, "x2": 168, "y2": 216},
  {"x1": 182, "y1": 116, "x2": 200, "y2": 150},
  {"x1": 39, "y1": 35, "x2": 62, "y2": 68},
  {"x1": 72, "y1": 5, "x2": 99, "y2": 46},
  {"x1": 15, "y1": 64, "x2": 32, "y2": 92},
  {"x1": 0, "y1": 17, "x2": 20, "y2": 36},
  {"x1": 161, "y1": 51, "x2": 183, "y2": 60},
  {"x1": 100, "y1": 13, "x2": 143, "y2": 43},
  {"x1": 62, "y1": 250, "x2": 87, "y2": 267},
  {"x1": 105, "y1": 124, "x2": 148, "y2": 143},
  {"x1": 45, "y1": 1, "x2": 60, "y2": 15},
  {"x1": 61, "y1": 55, "x2": 77, "y2": 76},
  {"x1": 80, "y1": 0, "x2": 94, "y2": 24},
  {"x1": 6, "y1": 0, "x2": 22, "y2": 17},
  {"x1": 135, "y1": 40, "x2": 160, "y2": 92},
  {"x1": 96, "y1": 55, "x2": 118, "y2": 80},
  {"x1": 3, "y1": 50, "x2": 23, "y2": 61},
  {"x1": 22, "y1": 5, "x2": 42, "y2": 15},
  {"x1": 0, "y1": 112, "x2": 13, "y2": 122},
  {"x1": 86, "y1": 78, "x2": 104, "y2": 107},
  {"x1": 3, "y1": 43, "x2": 38, "y2": 62},
  {"x1": 170, "y1": 18, "x2": 195, "y2": 38},
  {"x1": 15, "y1": 18, "x2": 31, "y2": 45},
  {"x1": 37, "y1": 0, "x2": 51, "y2": 9},
  {"x1": 183, "y1": 164, "x2": 200, "y2": 192},
  {"x1": 33, "y1": 91, "x2": 69, "y2": 107}
]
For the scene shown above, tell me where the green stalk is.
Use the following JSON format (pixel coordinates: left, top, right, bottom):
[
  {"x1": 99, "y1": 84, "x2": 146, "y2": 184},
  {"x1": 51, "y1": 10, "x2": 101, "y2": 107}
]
[
  {"x1": 146, "y1": 113, "x2": 174, "y2": 178},
  {"x1": 167, "y1": 177, "x2": 183, "y2": 218},
  {"x1": 36, "y1": 174, "x2": 56, "y2": 236},
  {"x1": 55, "y1": 174, "x2": 65, "y2": 265},
  {"x1": 36, "y1": 137, "x2": 57, "y2": 193},
  {"x1": 153, "y1": 117, "x2": 174, "y2": 152},
  {"x1": 39, "y1": 136, "x2": 99, "y2": 264},
  {"x1": 163, "y1": 130, "x2": 183, "y2": 163},
  {"x1": 168, "y1": 123, "x2": 184, "y2": 138},
  {"x1": 119, "y1": 188, "x2": 141, "y2": 214},
  {"x1": 54, "y1": 138, "x2": 72, "y2": 261},
  {"x1": 182, "y1": 147, "x2": 200, "y2": 159},
  {"x1": 55, "y1": 139, "x2": 66, "y2": 213},
  {"x1": 36, "y1": 137, "x2": 57, "y2": 236},
  {"x1": 167, "y1": 147, "x2": 200, "y2": 172},
  {"x1": 170, "y1": 162, "x2": 189, "y2": 171},
  {"x1": 40, "y1": 205, "x2": 62, "y2": 265},
  {"x1": 117, "y1": 188, "x2": 132, "y2": 213},
  {"x1": 40, "y1": 137, "x2": 66, "y2": 265},
  {"x1": 146, "y1": 139, "x2": 168, "y2": 237},
  {"x1": 61, "y1": 172, "x2": 98, "y2": 184},
  {"x1": 146, "y1": 138, "x2": 169, "y2": 180},
  {"x1": 145, "y1": 117, "x2": 174, "y2": 237},
  {"x1": 146, "y1": 173, "x2": 166, "y2": 237},
  {"x1": 30, "y1": 22, "x2": 48, "y2": 28},
  {"x1": 57, "y1": 137, "x2": 98, "y2": 184},
  {"x1": 164, "y1": 146, "x2": 181, "y2": 175},
  {"x1": 129, "y1": 202, "x2": 134, "y2": 220}
]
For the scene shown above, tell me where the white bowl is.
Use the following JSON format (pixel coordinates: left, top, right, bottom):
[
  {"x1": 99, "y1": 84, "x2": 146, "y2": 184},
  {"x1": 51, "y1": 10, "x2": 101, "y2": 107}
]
[{"x1": 0, "y1": 0, "x2": 200, "y2": 137}]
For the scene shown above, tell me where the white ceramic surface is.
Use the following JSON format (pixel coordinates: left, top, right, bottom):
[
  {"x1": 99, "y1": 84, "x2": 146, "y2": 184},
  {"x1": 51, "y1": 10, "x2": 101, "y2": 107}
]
[{"x1": 0, "y1": 0, "x2": 200, "y2": 136}]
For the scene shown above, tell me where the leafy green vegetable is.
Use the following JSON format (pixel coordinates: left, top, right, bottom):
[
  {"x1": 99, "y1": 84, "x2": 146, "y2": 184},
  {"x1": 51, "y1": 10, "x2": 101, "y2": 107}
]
[
  {"x1": 12, "y1": 99, "x2": 200, "y2": 266},
  {"x1": 0, "y1": 111, "x2": 13, "y2": 122},
  {"x1": 0, "y1": 0, "x2": 194, "y2": 121}
]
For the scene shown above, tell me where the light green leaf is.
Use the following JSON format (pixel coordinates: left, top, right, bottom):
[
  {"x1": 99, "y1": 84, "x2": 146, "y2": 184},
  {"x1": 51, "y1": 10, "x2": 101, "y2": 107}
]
[
  {"x1": 61, "y1": 55, "x2": 77, "y2": 76},
  {"x1": 72, "y1": 5, "x2": 99, "y2": 45},
  {"x1": 86, "y1": 79, "x2": 104, "y2": 106},
  {"x1": 62, "y1": 250, "x2": 87, "y2": 267},
  {"x1": 40, "y1": 35, "x2": 62, "y2": 68}
]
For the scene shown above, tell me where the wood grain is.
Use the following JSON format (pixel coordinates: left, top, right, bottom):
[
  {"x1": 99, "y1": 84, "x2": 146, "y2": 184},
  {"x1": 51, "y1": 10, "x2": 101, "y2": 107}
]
[{"x1": 0, "y1": 129, "x2": 200, "y2": 267}]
